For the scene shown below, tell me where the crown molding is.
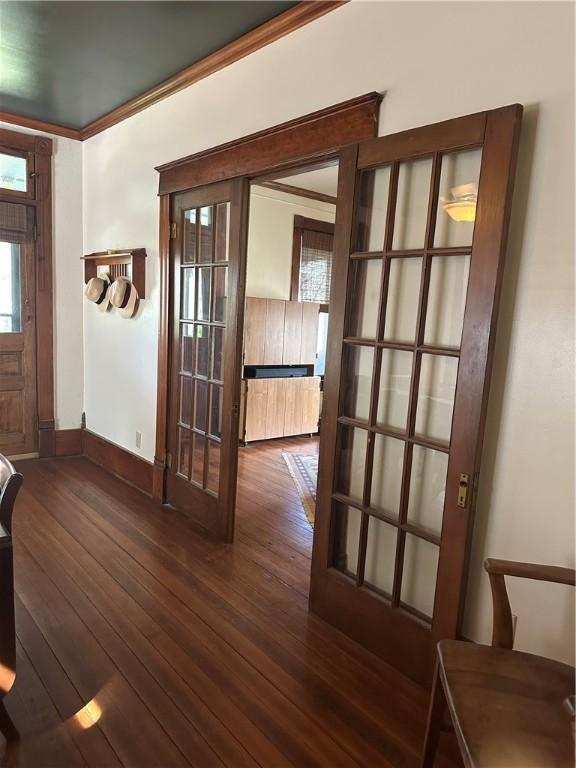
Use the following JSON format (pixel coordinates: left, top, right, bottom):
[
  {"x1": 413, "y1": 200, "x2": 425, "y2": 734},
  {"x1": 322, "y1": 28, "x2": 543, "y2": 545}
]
[
  {"x1": 0, "y1": 112, "x2": 81, "y2": 141},
  {"x1": 1, "y1": 1, "x2": 346, "y2": 143}
]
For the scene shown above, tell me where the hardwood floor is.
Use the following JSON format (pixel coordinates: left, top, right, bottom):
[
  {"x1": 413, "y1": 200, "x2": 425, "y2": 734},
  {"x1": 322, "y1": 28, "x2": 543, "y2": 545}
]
[{"x1": 2, "y1": 437, "x2": 459, "y2": 767}]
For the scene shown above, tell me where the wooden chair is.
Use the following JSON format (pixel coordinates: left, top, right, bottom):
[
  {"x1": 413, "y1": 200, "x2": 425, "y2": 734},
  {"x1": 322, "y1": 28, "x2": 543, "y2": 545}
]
[
  {"x1": 421, "y1": 558, "x2": 576, "y2": 768},
  {"x1": 0, "y1": 454, "x2": 23, "y2": 743}
]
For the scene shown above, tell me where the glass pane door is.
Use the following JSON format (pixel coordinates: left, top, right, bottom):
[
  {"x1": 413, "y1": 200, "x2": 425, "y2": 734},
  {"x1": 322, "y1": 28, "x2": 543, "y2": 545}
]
[
  {"x1": 166, "y1": 180, "x2": 246, "y2": 541},
  {"x1": 311, "y1": 106, "x2": 522, "y2": 687}
]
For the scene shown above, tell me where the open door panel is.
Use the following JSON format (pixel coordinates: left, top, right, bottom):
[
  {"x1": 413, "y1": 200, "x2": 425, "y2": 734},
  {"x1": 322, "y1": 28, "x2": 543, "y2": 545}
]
[{"x1": 310, "y1": 105, "x2": 522, "y2": 686}]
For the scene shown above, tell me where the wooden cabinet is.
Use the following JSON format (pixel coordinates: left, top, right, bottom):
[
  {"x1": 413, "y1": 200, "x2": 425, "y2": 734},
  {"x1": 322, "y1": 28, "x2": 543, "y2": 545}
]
[
  {"x1": 283, "y1": 301, "x2": 303, "y2": 365},
  {"x1": 241, "y1": 376, "x2": 321, "y2": 443},
  {"x1": 244, "y1": 297, "x2": 319, "y2": 366},
  {"x1": 243, "y1": 298, "x2": 267, "y2": 365},
  {"x1": 264, "y1": 300, "x2": 285, "y2": 365}
]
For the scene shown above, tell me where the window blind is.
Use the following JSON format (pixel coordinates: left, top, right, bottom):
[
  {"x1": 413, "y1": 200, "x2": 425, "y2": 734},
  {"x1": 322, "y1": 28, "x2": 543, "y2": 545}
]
[
  {"x1": 299, "y1": 228, "x2": 334, "y2": 304},
  {"x1": 0, "y1": 201, "x2": 34, "y2": 244}
]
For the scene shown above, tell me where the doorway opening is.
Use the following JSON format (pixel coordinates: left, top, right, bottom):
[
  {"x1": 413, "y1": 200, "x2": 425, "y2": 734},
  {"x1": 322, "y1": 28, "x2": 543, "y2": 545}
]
[{"x1": 235, "y1": 160, "x2": 339, "y2": 573}]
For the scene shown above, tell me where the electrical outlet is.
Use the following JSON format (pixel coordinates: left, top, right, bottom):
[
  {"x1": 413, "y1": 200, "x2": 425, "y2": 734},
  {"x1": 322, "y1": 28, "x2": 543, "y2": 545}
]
[{"x1": 135, "y1": 431, "x2": 142, "y2": 449}]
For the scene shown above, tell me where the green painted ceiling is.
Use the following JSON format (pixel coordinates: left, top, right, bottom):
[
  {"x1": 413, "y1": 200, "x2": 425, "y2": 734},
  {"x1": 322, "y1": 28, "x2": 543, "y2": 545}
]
[{"x1": 0, "y1": 1, "x2": 297, "y2": 130}]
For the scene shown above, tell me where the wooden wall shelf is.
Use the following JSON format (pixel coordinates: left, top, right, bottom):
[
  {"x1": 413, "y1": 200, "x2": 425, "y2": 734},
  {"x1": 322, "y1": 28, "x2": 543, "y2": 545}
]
[{"x1": 82, "y1": 248, "x2": 147, "y2": 298}]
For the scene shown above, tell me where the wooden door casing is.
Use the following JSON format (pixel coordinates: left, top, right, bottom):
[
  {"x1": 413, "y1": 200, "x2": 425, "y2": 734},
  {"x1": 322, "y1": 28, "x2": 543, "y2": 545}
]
[{"x1": 310, "y1": 105, "x2": 523, "y2": 686}]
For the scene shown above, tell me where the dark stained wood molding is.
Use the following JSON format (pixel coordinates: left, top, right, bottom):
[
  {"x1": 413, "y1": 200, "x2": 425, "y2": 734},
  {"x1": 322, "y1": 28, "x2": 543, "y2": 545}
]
[
  {"x1": 258, "y1": 180, "x2": 337, "y2": 205},
  {"x1": 0, "y1": 112, "x2": 82, "y2": 141},
  {"x1": 0, "y1": 1, "x2": 346, "y2": 143},
  {"x1": 153, "y1": 194, "x2": 172, "y2": 502},
  {"x1": 0, "y1": 129, "x2": 56, "y2": 458},
  {"x1": 35, "y1": 142, "x2": 56, "y2": 458},
  {"x1": 83, "y1": 429, "x2": 154, "y2": 497},
  {"x1": 153, "y1": 94, "x2": 381, "y2": 507},
  {"x1": 156, "y1": 92, "x2": 383, "y2": 195},
  {"x1": 54, "y1": 429, "x2": 83, "y2": 457}
]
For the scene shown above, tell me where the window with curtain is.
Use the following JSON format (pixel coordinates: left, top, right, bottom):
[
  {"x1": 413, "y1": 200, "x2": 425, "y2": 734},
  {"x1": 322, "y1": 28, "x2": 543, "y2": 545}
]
[{"x1": 291, "y1": 215, "x2": 335, "y2": 305}]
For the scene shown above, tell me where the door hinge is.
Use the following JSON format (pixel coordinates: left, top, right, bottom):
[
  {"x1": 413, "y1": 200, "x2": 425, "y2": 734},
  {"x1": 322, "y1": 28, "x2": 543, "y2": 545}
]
[
  {"x1": 232, "y1": 402, "x2": 240, "y2": 417},
  {"x1": 170, "y1": 222, "x2": 177, "y2": 240},
  {"x1": 166, "y1": 451, "x2": 172, "y2": 469},
  {"x1": 457, "y1": 472, "x2": 470, "y2": 509},
  {"x1": 33, "y1": 222, "x2": 38, "y2": 241}
]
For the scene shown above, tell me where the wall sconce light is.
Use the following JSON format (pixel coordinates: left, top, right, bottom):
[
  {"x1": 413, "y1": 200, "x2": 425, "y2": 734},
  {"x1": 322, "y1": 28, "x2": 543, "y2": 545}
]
[{"x1": 442, "y1": 183, "x2": 477, "y2": 222}]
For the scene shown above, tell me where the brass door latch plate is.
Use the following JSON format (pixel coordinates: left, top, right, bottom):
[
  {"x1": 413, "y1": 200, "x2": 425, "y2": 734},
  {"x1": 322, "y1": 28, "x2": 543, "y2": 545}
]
[{"x1": 458, "y1": 473, "x2": 470, "y2": 508}]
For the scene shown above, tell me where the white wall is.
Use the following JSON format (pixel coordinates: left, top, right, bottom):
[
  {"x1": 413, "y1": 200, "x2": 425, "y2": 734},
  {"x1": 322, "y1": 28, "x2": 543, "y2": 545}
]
[
  {"x1": 0, "y1": 124, "x2": 84, "y2": 430},
  {"x1": 81, "y1": 2, "x2": 575, "y2": 664},
  {"x1": 247, "y1": 186, "x2": 335, "y2": 300}
]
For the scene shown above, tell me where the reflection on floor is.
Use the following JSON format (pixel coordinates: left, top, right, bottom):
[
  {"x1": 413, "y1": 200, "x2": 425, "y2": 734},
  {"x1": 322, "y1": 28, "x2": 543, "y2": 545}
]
[{"x1": 2, "y1": 447, "x2": 460, "y2": 767}]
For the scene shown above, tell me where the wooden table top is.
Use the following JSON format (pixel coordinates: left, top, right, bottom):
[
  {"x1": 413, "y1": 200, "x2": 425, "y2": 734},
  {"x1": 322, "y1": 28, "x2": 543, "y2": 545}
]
[{"x1": 438, "y1": 640, "x2": 575, "y2": 768}]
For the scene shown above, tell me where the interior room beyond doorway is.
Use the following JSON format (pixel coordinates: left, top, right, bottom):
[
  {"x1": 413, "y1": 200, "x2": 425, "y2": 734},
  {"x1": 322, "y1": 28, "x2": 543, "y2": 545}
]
[{"x1": 235, "y1": 162, "x2": 338, "y2": 563}]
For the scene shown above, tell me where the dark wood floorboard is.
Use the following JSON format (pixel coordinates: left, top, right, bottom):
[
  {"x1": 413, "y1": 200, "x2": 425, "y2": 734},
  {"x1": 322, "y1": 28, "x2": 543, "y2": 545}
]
[{"x1": 1, "y1": 436, "x2": 459, "y2": 767}]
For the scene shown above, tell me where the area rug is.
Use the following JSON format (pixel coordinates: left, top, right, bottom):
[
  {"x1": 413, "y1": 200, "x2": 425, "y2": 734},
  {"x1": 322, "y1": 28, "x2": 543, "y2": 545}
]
[{"x1": 282, "y1": 452, "x2": 318, "y2": 528}]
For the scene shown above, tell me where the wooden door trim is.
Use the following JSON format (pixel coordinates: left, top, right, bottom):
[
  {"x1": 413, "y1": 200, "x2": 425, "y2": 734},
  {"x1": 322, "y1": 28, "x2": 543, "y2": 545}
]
[
  {"x1": 0, "y1": 127, "x2": 55, "y2": 457},
  {"x1": 153, "y1": 94, "x2": 382, "y2": 502},
  {"x1": 156, "y1": 92, "x2": 383, "y2": 195}
]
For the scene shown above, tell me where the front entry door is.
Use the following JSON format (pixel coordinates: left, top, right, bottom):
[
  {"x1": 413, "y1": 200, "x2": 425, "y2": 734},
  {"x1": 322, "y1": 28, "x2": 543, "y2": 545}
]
[
  {"x1": 310, "y1": 105, "x2": 522, "y2": 686},
  {"x1": 166, "y1": 180, "x2": 248, "y2": 541},
  {"x1": 0, "y1": 237, "x2": 37, "y2": 456}
]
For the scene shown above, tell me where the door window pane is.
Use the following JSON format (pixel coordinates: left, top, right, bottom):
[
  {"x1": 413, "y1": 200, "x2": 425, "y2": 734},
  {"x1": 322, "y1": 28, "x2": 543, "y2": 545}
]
[
  {"x1": 199, "y1": 206, "x2": 213, "y2": 263},
  {"x1": 383, "y1": 257, "x2": 421, "y2": 343},
  {"x1": 212, "y1": 326, "x2": 224, "y2": 382},
  {"x1": 0, "y1": 153, "x2": 26, "y2": 193},
  {"x1": 179, "y1": 376, "x2": 193, "y2": 427},
  {"x1": 364, "y1": 516, "x2": 397, "y2": 597},
  {"x1": 214, "y1": 203, "x2": 229, "y2": 262},
  {"x1": 196, "y1": 267, "x2": 211, "y2": 321},
  {"x1": 425, "y1": 255, "x2": 470, "y2": 348},
  {"x1": 342, "y1": 345, "x2": 374, "y2": 422},
  {"x1": 357, "y1": 167, "x2": 390, "y2": 251},
  {"x1": 336, "y1": 425, "x2": 368, "y2": 502},
  {"x1": 194, "y1": 325, "x2": 210, "y2": 378},
  {"x1": 191, "y1": 433, "x2": 206, "y2": 486},
  {"x1": 332, "y1": 503, "x2": 362, "y2": 578},
  {"x1": 376, "y1": 349, "x2": 412, "y2": 431},
  {"x1": 0, "y1": 242, "x2": 22, "y2": 333},
  {"x1": 177, "y1": 429, "x2": 190, "y2": 479},
  {"x1": 407, "y1": 446, "x2": 448, "y2": 536},
  {"x1": 392, "y1": 158, "x2": 432, "y2": 250},
  {"x1": 415, "y1": 354, "x2": 458, "y2": 444},
  {"x1": 206, "y1": 440, "x2": 220, "y2": 493},
  {"x1": 347, "y1": 258, "x2": 382, "y2": 339},
  {"x1": 193, "y1": 380, "x2": 208, "y2": 432},
  {"x1": 209, "y1": 384, "x2": 223, "y2": 439},
  {"x1": 370, "y1": 435, "x2": 404, "y2": 518},
  {"x1": 401, "y1": 535, "x2": 439, "y2": 619},
  {"x1": 181, "y1": 324, "x2": 194, "y2": 373},
  {"x1": 181, "y1": 268, "x2": 196, "y2": 320},
  {"x1": 183, "y1": 209, "x2": 197, "y2": 263},
  {"x1": 213, "y1": 266, "x2": 228, "y2": 323},
  {"x1": 435, "y1": 148, "x2": 482, "y2": 248}
]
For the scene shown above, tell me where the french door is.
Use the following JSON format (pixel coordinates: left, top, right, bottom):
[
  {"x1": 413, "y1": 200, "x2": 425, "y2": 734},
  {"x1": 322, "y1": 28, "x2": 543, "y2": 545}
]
[
  {"x1": 310, "y1": 106, "x2": 522, "y2": 686},
  {"x1": 166, "y1": 179, "x2": 248, "y2": 541}
]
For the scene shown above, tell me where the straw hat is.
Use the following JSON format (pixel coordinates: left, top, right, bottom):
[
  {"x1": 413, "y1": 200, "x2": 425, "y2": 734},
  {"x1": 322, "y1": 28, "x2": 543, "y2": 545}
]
[
  {"x1": 108, "y1": 276, "x2": 139, "y2": 318},
  {"x1": 84, "y1": 273, "x2": 111, "y2": 312}
]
